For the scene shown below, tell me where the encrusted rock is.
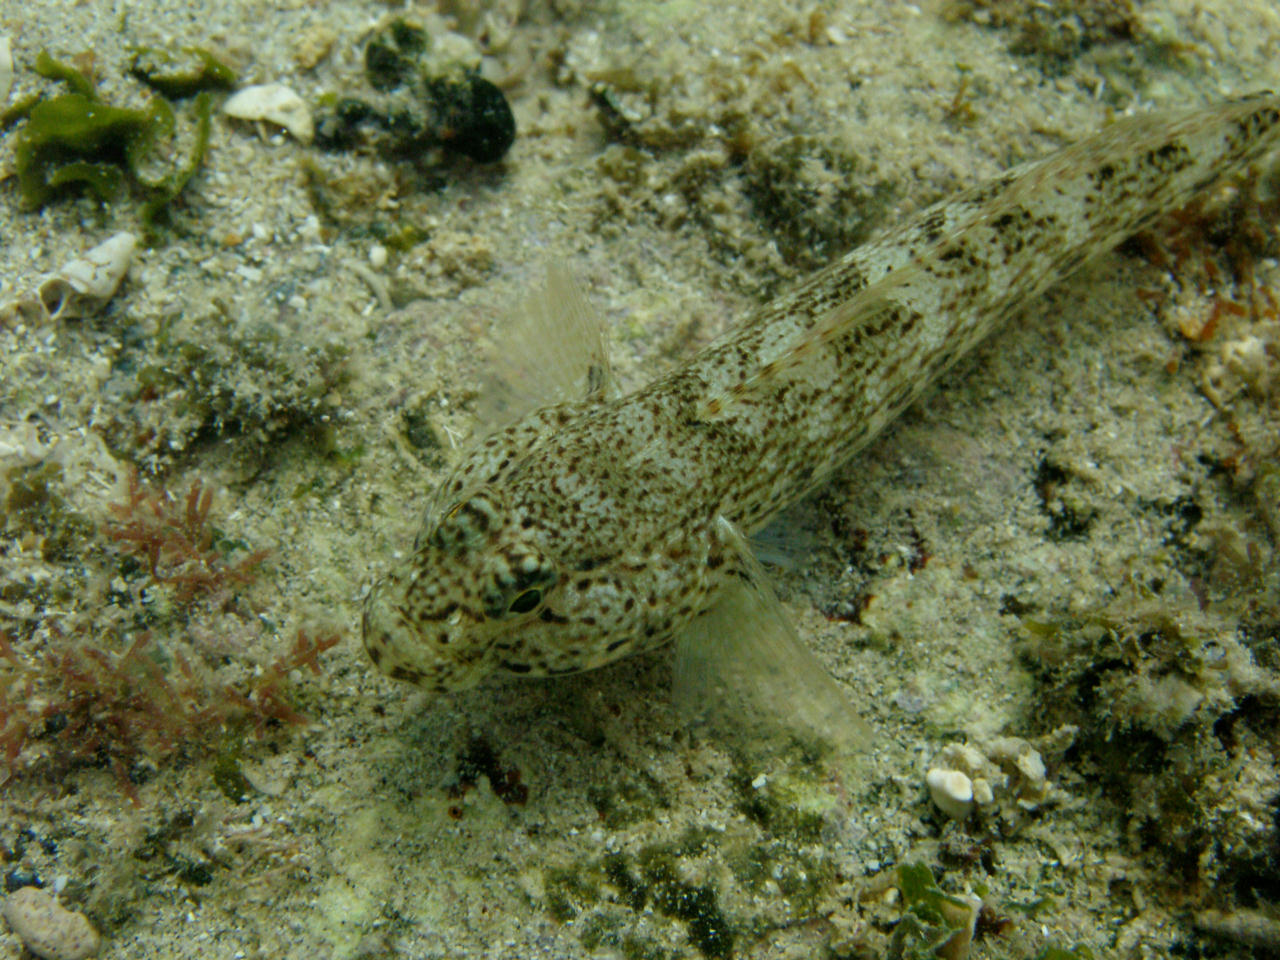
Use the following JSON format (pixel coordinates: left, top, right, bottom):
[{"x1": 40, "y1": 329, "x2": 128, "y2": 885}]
[
  {"x1": 1, "y1": 886, "x2": 100, "y2": 960},
  {"x1": 927, "y1": 735, "x2": 1059, "y2": 823}
]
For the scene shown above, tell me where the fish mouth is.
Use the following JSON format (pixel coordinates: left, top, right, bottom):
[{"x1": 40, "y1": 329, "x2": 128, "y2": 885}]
[{"x1": 361, "y1": 576, "x2": 496, "y2": 691}]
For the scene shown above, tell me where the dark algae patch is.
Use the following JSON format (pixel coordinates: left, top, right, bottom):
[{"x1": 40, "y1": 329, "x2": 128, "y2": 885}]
[
  {"x1": 313, "y1": 17, "x2": 515, "y2": 165},
  {"x1": 638, "y1": 848, "x2": 734, "y2": 958},
  {"x1": 106, "y1": 306, "x2": 351, "y2": 467},
  {"x1": 447, "y1": 735, "x2": 528, "y2": 808},
  {"x1": 542, "y1": 832, "x2": 735, "y2": 958}
]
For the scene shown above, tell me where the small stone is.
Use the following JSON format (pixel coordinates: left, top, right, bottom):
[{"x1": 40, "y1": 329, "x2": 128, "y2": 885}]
[
  {"x1": 369, "y1": 243, "x2": 388, "y2": 269},
  {"x1": 1, "y1": 886, "x2": 100, "y2": 960},
  {"x1": 926, "y1": 767, "x2": 974, "y2": 820},
  {"x1": 988, "y1": 736, "x2": 1050, "y2": 809},
  {"x1": 295, "y1": 26, "x2": 337, "y2": 70},
  {"x1": 971, "y1": 777, "x2": 995, "y2": 807}
]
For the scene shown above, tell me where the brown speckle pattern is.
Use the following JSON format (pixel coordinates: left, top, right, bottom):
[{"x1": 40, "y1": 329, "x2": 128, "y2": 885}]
[{"x1": 363, "y1": 94, "x2": 1280, "y2": 691}]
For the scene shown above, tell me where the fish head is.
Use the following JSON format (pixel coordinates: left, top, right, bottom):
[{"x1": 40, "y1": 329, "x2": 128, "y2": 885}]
[{"x1": 362, "y1": 485, "x2": 561, "y2": 690}]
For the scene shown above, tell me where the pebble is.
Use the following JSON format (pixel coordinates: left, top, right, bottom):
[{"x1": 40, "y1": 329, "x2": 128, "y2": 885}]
[{"x1": 1, "y1": 886, "x2": 100, "y2": 960}]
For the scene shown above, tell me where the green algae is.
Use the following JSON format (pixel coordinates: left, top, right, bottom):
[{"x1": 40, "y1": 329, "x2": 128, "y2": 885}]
[
  {"x1": 730, "y1": 762, "x2": 835, "y2": 843},
  {"x1": 3, "y1": 462, "x2": 97, "y2": 569},
  {"x1": 14, "y1": 92, "x2": 170, "y2": 207},
  {"x1": 542, "y1": 830, "x2": 734, "y2": 958},
  {"x1": 543, "y1": 864, "x2": 595, "y2": 923},
  {"x1": 586, "y1": 767, "x2": 670, "y2": 828},
  {"x1": 210, "y1": 738, "x2": 253, "y2": 803},
  {"x1": 114, "y1": 309, "x2": 351, "y2": 464},
  {"x1": 9, "y1": 48, "x2": 216, "y2": 238},
  {"x1": 362, "y1": 18, "x2": 429, "y2": 91},
  {"x1": 543, "y1": 759, "x2": 844, "y2": 955},
  {"x1": 129, "y1": 46, "x2": 236, "y2": 98},
  {"x1": 137, "y1": 91, "x2": 212, "y2": 236},
  {"x1": 313, "y1": 17, "x2": 515, "y2": 164},
  {"x1": 32, "y1": 50, "x2": 95, "y2": 98},
  {"x1": 889, "y1": 863, "x2": 981, "y2": 959}
]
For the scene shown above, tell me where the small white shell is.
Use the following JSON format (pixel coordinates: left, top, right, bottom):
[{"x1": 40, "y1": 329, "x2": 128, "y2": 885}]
[
  {"x1": 925, "y1": 767, "x2": 974, "y2": 821},
  {"x1": 37, "y1": 232, "x2": 138, "y2": 322},
  {"x1": 1, "y1": 886, "x2": 100, "y2": 960},
  {"x1": 0, "y1": 36, "x2": 13, "y2": 103},
  {"x1": 223, "y1": 83, "x2": 314, "y2": 143}
]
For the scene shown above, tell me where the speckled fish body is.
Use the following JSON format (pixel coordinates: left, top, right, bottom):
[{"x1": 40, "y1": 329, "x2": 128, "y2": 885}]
[{"x1": 363, "y1": 93, "x2": 1280, "y2": 692}]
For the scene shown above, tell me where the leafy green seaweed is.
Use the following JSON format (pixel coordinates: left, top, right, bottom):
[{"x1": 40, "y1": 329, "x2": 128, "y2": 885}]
[
  {"x1": 130, "y1": 46, "x2": 237, "y2": 98},
  {"x1": 33, "y1": 50, "x2": 96, "y2": 98},
  {"x1": 14, "y1": 93, "x2": 170, "y2": 207},
  {"x1": 890, "y1": 863, "x2": 980, "y2": 959},
  {"x1": 9, "y1": 48, "x2": 219, "y2": 239},
  {"x1": 139, "y1": 92, "x2": 213, "y2": 236}
]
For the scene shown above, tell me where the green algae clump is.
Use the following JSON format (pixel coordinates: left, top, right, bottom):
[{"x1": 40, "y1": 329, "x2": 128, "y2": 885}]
[
  {"x1": 129, "y1": 46, "x2": 236, "y2": 98},
  {"x1": 14, "y1": 92, "x2": 169, "y2": 207},
  {"x1": 9, "y1": 49, "x2": 215, "y2": 238},
  {"x1": 314, "y1": 17, "x2": 515, "y2": 164}
]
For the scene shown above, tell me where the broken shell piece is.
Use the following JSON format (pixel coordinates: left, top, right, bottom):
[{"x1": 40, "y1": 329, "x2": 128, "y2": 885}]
[
  {"x1": 37, "y1": 232, "x2": 137, "y2": 322},
  {"x1": 987, "y1": 736, "x2": 1049, "y2": 809},
  {"x1": 926, "y1": 767, "x2": 974, "y2": 820},
  {"x1": 0, "y1": 37, "x2": 13, "y2": 103},
  {"x1": 223, "y1": 83, "x2": 314, "y2": 143},
  {"x1": 935, "y1": 742, "x2": 987, "y2": 779},
  {"x1": 1, "y1": 886, "x2": 100, "y2": 960}
]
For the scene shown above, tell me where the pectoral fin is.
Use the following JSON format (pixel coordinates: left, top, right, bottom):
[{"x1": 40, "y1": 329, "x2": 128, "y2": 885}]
[{"x1": 673, "y1": 517, "x2": 872, "y2": 760}]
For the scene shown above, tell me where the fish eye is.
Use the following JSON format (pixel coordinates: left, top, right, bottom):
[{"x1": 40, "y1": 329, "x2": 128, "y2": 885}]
[{"x1": 508, "y1": 589, "x2": 542, "y2": 614}]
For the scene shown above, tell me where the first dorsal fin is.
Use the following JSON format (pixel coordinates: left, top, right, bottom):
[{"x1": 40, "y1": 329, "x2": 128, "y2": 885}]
[{"x1": 477, "y1": 262, "x2": 615, "y2": 428}]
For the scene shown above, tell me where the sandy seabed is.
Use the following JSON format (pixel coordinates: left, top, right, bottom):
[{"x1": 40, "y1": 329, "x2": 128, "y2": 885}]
[{"x1": 1, "y1": 1, "x2": 1279, "y2": 958}]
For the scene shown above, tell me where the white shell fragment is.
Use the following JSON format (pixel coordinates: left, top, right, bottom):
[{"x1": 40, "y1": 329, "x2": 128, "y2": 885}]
[
  {"x1": 1, "y1": 232, "x2": 137, "y2": 325},
  {"x1": 1, "y1": 886, "x2": 100, "y2": 960},
  {"x1": 926, "y1": 767, "x2": 974, "y2": 821},
  {"x1": 0, "y1": 36, "x2": 13, "y2": 103},
  {"x1": 39, "y1": 232, "x2": 138, "y2": 322},
  {"x1": 223, "y1": 83, "x2": 314, "y2": 143}
]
